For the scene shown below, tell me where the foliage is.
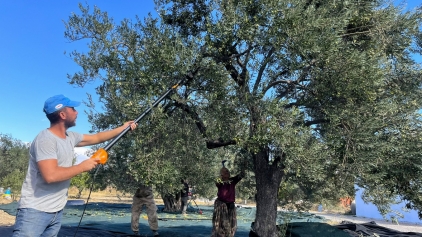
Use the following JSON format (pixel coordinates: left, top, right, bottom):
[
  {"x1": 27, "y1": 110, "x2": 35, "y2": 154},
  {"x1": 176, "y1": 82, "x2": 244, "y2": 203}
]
[
  {"x1": 70, "y1": 172, "x2": 91, "y2": 198},
  {"x1": 64, "y1": 1, "x2": 422, "y2": 235},
  {"x1": 0, "y1": 134, "x2": 29, "y2": 196}
]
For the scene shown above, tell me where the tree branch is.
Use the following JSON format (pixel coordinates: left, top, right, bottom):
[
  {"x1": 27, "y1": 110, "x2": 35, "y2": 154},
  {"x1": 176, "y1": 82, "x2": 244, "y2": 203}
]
[
  {"x1": 173, "y1": 101, "x2": 207, "y2": 136},
  {"x1": 264, "y1": 60, "x2": 315, "y2": 95},
  {"x1": 253, "y1": 47, "x2": 275, "y2": 95},
  {"x1": 264, "y1": 79, "x2": 292, "y2": 93},
  {"x1": 172, "y1": 101, "x2": 237, "y2": 149},
  {"x1": 206, "y1": 139, "x2": 237, "y2": 149},
  {"x1": 303, "y1": 119, "x2": 330, "y2": 127}
]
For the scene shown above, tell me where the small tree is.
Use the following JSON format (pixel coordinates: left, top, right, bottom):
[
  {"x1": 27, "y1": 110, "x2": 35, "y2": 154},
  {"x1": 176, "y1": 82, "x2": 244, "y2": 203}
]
[
  {"x1": 0, "y1": 134, "x2": 29, "y2": 198},
  {"x1": 70, "y1": 172, "x2": 90, "y2": 198}
]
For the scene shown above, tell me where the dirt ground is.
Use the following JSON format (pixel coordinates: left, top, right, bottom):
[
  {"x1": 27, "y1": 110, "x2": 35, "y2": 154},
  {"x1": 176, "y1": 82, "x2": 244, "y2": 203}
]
[{"x1": 0, "y1": 199, "x2": 15, "y2": 226}]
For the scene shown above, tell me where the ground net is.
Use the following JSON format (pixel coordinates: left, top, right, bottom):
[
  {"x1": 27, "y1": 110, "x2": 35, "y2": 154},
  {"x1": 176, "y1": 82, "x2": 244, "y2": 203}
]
[{"x1": 0, "y1": 201, "x2": 386, "y2": 237}]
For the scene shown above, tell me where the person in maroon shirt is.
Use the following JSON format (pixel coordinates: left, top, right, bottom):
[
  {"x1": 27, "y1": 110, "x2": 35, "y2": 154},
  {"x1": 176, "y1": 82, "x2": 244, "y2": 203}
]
[{"x1": 211, "y1": 167, "x2": 245, "y2": 237}]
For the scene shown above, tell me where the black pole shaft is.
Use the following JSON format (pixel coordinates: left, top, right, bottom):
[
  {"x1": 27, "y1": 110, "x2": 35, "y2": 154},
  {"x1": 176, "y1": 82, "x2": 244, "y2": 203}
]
[{"x1": 103, "y1": 79, "x2": 183, "y2": 151}]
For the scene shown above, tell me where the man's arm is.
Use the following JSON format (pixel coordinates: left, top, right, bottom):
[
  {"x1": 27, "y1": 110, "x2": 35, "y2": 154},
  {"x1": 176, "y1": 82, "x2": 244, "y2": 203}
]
[
  {"x1": 38, "y1": 158, "x2": 99, "y2": 183},
  {"x1": 76, "y1": 121, "x2": 137, "y2": 147}
]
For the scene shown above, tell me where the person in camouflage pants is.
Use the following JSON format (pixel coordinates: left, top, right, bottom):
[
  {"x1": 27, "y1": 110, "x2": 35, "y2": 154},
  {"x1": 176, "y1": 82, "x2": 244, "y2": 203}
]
[{"x1": 131, "y1": 184, "x2": 159, "y2": 236}]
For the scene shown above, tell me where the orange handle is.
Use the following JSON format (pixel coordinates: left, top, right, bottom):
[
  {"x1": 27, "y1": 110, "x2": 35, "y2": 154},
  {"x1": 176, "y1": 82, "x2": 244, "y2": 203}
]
[{"x1": 90, "y1": 148, "x2": 108, "y2": 164}]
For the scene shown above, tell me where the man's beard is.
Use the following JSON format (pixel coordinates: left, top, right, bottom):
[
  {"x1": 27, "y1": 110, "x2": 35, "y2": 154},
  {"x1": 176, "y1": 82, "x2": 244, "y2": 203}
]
[{"x1": 65, "y1": 118, "x2": 76, "y2": 129}]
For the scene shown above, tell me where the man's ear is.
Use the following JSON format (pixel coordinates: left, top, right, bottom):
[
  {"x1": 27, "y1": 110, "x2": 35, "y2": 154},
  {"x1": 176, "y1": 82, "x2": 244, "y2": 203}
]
[{"x1": 59, "y1": 110, "x2": 67, "y2": 119}]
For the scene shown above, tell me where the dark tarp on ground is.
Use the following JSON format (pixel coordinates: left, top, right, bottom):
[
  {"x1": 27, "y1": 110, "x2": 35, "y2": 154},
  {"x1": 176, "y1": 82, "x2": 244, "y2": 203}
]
[
  {"x1": 2, "y1": 202, "x2": 421, "y2": 237},
  {"x1": 0, "y1": 201, "x2": 326, "y2": 237},
  {"x1": 335, "y1": 221, "x2": 422, "y2": 237},
  {"x1": 286, "y1": 222, "x2": 352, "y2": 237},
  {"x1": 249, "y1": 222, "x2": 352, "y2": 237},
  {"x1": 0, "y1": 225, "x2": 139, "y2": 237},
  {"x1": 58, "y1": 226, "x2": 135, "y2": 237}
]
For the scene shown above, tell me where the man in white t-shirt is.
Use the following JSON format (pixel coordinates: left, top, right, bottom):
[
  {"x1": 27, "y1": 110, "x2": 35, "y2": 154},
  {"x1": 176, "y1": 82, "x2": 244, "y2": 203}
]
[{"x1": 13, "y1": 94, "x2": 137, "y2": 237}]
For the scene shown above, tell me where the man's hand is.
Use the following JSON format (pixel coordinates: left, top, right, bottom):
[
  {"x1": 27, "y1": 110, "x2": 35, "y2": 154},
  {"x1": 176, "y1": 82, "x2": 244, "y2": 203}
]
[
  {"x1": 78, "y1": 121, "x2": 138, "y2": 147},
  {"x1": 78, "y1": 158, "x2": 100, "y2": 172},
  {"x1": 124, "y1": 121, "x2": 138, "y2": 131}
]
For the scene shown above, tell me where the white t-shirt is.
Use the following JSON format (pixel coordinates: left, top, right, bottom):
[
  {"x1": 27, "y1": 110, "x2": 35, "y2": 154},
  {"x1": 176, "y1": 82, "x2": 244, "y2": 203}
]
[{"x1": 18, "y1": 129, "x2": 83, "y2": 212}]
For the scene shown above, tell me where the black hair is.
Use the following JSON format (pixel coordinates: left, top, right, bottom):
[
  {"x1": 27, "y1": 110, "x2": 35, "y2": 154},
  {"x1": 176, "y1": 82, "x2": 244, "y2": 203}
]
[{"x1": 45, "y1": 109, "x2": 63, "y2": 124}]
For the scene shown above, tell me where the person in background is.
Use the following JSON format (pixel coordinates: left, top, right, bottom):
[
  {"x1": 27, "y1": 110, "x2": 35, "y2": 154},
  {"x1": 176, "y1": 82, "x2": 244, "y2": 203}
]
[
  {"x1": 13, "y1": 94, "x2": 138, "y2": 237},
  {"x1": 4, "y1": 187, "x2": 11, "y2": 200},
  {"x1": 131, "y1": 184, "x2": 159, "y2": 236},
  {"x1": 211, "y1": 166, "x2": 245, "y2": 237},
  {"x1": 180, "y1": 178, "x2": 189, "y2": 214}
]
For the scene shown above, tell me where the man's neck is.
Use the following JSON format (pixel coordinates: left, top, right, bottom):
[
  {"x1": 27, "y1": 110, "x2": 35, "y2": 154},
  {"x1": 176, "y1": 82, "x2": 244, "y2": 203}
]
[{"x1": 48, "y1": 123, "x2": 67, "y2": 139}]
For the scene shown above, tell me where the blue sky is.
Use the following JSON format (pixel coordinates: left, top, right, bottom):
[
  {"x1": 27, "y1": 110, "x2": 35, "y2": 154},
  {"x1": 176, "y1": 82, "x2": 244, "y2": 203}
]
[
  {"x1": 0, "y1": 1, "x2": 157, "y2": 145},
  {"x1": 0, "y1": 0, "x2": 421, "y2": 146}
]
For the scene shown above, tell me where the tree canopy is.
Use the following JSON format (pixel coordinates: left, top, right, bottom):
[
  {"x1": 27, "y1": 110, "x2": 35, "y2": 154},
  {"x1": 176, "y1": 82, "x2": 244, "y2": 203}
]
[
  {"x1": 0, "y1": 134, "x2": 29, "y2": 198},
  {"x1": 64, "y1": 0, "x2": 422, "y2": 235}
]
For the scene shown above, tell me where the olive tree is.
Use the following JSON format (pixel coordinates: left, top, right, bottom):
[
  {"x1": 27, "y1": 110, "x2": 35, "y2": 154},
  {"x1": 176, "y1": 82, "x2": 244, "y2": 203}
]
[{"x1": 64, "y1": 0, "x2": 422, "y2": 235}]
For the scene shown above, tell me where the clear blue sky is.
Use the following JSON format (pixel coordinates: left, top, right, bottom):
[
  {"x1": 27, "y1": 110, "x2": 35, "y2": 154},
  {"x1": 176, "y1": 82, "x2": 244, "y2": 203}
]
[
  {"x1": 0, "y1": 1, "x2": 421, "y2": 144},
  {"x1": 0, "y1": 1, "x2": 157, "y2": 143}
]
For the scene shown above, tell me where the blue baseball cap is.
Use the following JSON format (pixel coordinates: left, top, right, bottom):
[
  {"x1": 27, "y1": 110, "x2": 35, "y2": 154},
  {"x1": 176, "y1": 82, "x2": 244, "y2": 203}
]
[{"x1": 43, "y1": 94, "x2": 81, "y2": 114}]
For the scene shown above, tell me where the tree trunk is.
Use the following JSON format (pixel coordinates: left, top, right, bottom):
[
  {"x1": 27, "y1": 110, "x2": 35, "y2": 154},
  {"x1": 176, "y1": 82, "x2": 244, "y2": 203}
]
[
  {"x1": 252, "y1": 149, "x2": 284, "y2": 237},
  {"x1": 76, "y1": 188, "x2": 83, "y2": 199},
  {"x1": 162, "y1": 193, "x2": 181, "y2": 212}
]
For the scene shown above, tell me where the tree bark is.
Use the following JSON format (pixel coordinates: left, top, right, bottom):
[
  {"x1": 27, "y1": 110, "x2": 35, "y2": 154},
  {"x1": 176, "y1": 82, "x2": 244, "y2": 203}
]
[
  {"x1": 253, "y1": 149, "x2": 284, "y2": 237},
  {"x1": 162, "y1": 193, "x2": 181, "y2": 212},
  {"x1": 76, "y1": 188, "x2": 83, "y2": 199}
]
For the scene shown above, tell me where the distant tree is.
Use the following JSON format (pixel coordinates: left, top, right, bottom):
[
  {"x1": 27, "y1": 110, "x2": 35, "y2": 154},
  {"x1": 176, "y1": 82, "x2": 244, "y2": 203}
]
[
  {"x1": 64, "y1": 1, "x2": 422, "y2": 235},
  {"x1": 70, "y1": 172, "x2": 90, "y2": 199},
  {"x1": 0, "y1": 134, "x2": 29, "y2": 198}
]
